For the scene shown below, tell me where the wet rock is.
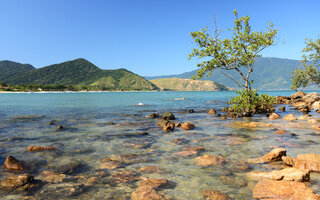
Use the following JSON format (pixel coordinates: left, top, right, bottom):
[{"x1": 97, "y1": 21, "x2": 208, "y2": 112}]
[
  {"x1": 248, "y1": 148, "x2": 286, "y2": 164},
  {"x1": 247, "y1": 168, "x2": 310, "y2": 182},
  {"x1": 39, "y1": 183, "x2": 84, "y2": 197},
  {"x1": 139, "y1": 166, "x2": 164, "y2": 174},
  {"x1": 221, "y1": 116, "x2": 227, "y2": 120},
  {"x1": 283, "y1": 114, "x2": 297, "y2": 121},
  {"x1": 139, "y1": 178, "x2": 170, "y2": 189},
  {"x1": 158, "y1": 120, "x2": 175, "y2": 132},
  {"x1": 216, "y1": 114, "x2": 221, "y2": 117},
  {"x1": 100, "y1": 158, "x2": 123, "y2": 170},
  {"x1": 37, "y1": 171, "x2": 68, "y2": 183},
  {"x1": 195, "y1": 155, "x2": 227, "y2": 166},
  {"x1": 131, "y1": 186, "x2": 164, "y2": 200},
  {"x1": 282, "y1": 156, "x2": 295, "y2": 166},
  {"x1": 208, "y1": 109, "x2": 216, "y2": 115},
  {"x1": 54, "y1": 161, "x2": 85, "y2": 175},
  {"x1": 174, "y1": 146, "x2": 205, "y2": 157},
  {"x1": 202, "y1": 190, "x2": 231, "y2": 200},
  {"x1": 109, "y1": 154, "x2": 147, "y2": 165},
  {"x1": 160, "y1": 112, "x2": 175, "y2": 120},
  {"x1": 175, "y1": 122, "x2": 181, "y2": 127},
  {"x1": 181, "y1": 122, "x2": 195, "y2": 130},
  {"x1": 123, "y1": 141, "x2": 151, "y2": 149},
  {"x1": 269, "y1": 113, "x2": 280, "y2": 120},
  {"x1": 97, "y1": 122, "x2": 116, "y2": 126},
  {"x1": 229, "y1": 161, "x2": 249, "y2": 172},
  {"x1": 279, "y1": 106, "x2": 286, "y2": 112},
  {"x1": 233, "y1": 121, "x2": 273, "y2": 128},
  {"x1": 56, "y1": 125, "x2": 63, "y2": 130},
  {"x1": 312, "y1": 101, "x2": 320, "y2": 109},
  {"x1": 290, "y1": 91, "x2": 306, "y2": 99},
  {"x1": 4, "y1": 156, "x2": 24, "y2": 171},
  {"x1": 27, "y1": 146, "x2": 55, "y2": 152},
  {"x1": 273, "y1": 129, "x2": 287, "y2": 134},
  {"x1": 170, "y1": 138, "x2": 189, "y2": 145},
  {"x1": 188, "y1": 109, "x2": 195, "y2": 113},
  {"x1": 252, "y1": 179, "x2": 319, "y2": 200},
  {"x1": 219, "y1": 175, "x2": 248, "y2": 187},
  {"x1": 111, "y1": 170, "x2": 140, "y2": 184},
  {"x1": 150, "y1": 113, "x2": 159, "y2": 118},
  {"x1": 275, "y1": 96, "x2": 291, "y2": 104},
  {"x1": 0, "y1": 174, "x2": 34, "y2": 189},
  {"x1": 312, "y1": 124, "x2": 320, "y2": 131},
  {"x1": 295, "y1": 153, "x2": 320, "y2": 172}
]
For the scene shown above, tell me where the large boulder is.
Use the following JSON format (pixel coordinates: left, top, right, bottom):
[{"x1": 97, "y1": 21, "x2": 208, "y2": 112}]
[
  {"x1": 248, "y1": 148, "x2": 286, "y2": 164},
  {"x1": 181, "y1": 122, "x2": 195, "y2": 130},
  {"x1": 290, "y1": 91, "x2": 306, "y2": 99},
  {"x1": 252, "y1": 179, "x2": 319, "y2": 200},
  {"x1": 247, "y1": 168, "x2": 310, "y2": 182},
  {"x1": 303, "y1": 92, "x2": 320, "y2": 104},
  {"x1": 4, "y1": 156, "x2": 24, "y2": 171},
  {"x1": 295, "y1": 153, "x2": 320, "y2": 172}
]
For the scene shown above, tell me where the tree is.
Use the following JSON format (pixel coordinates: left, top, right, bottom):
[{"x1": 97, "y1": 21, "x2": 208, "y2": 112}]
[
  {"x1": 189, "y1": 10, "x2": 277, "y2": 90},
  {"x1": 291, "y1": 38, "x2": 320, "y2": 90}
]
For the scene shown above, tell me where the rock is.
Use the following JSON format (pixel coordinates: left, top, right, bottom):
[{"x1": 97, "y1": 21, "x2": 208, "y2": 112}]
[
  {"x1": 248, "y1": 148, "x2": 286, "y2": 164},
  {"x1": 170, "y1": 138, "x2": 189, "y2": 145},
  {"x1": 195, "y1": 155, "x2": 227, "y2": 166},
  {"x1": 221, "y1": 116, "x2": 227, "y2": 120},
  {"x1": 295, "y1": 153, "x2": 320, "y2": 172},
  {"x1": 269, "y1": 113, "x2": 280, "y2": 120},
  {"x1": 39, "y1": 183, "x2": 84, "y2": 197},
  {"x1": 139, "y1": 166, "x2": 164, "y2": 174},
  {"x1": 273, "y1": 129, "x2": 287, "y2": 134},
  {"x1": 27, "y1": 146, "x2": 55, "y2": 152},
  {"x1": 283, "y1": 114, "x2": 297, "y2": 121},
  {"x1": 54, "y1": 161, "x2": 84, "y2": 174},
  {"x1": 299, "y1": 115, "x2": 309, "y2": 120},
  {"x1": 252, "y1": 179, "x2": 319, "y2": 200},
  {"x1": 229, "y1": 161, "x2": 249, "y2": 172},
  {"x1": 312, "y1": 101, "x2": 320, "y2": 109},
  {"x1": 149, "y1": 113, "x2": 159, "y2": 118},
  {"x1": 275, "y1": 96, "x2": 291, "y2": 104},
  {"x1": 174, "y1": 146, "x2": 205, "y2": 157},
  {"x1": 247, "y1": 168, "x2": 310, "y2": 182},
  {"x1": 163, "y1": 124, "x2": 174, "y2": 132},
  {"x1": 290, "y1": 91, "x2": 306, "y2": 99},
  {"x1": 279, "y1": 106, "x2": 286, "y2": 112},
  {"x1": 219, "y1": 175, "x2": 248, "y2": 187},
  {"x1": 139, "y1": 178, "x2": 170, "y2": 189},
  {"x1": 56, "y1": 125, "x2": 63, "y2": 130},
  {"x1": 4, "y1": 156, "x2": 24, "y2": 171},
  {"x1": 160, "y1": 112, "x2": 175, "y2": 120},
  {"x1": 216, "y1": 114, "x2": 221, "y2": 117},
  {"x1": 188, "y1": 109, "x2": 195, "y2": 113},
  {"x1": 181, "y1": 122, "x2": 195, "y2": 130},
  {"x1": 100, "y1": 160, "x2": 123, "y2": 170},
  {"x1": 131, "y1": 186, "x2": 164, "y2": 200},
  {"x1": 233, "y1": 121, "x2": 273, "y2": 128},
  {"x1": 111, "y1": 170, "x2": 140, "y2": 184},
  {"x1": 38, "y1": 171, "x2": 68, "y2": 183},
  {"x1": 202, "y1": 190, "x2": 231, "y2": 200},
  {"x1": 0, "y1": 174, "x2": 34, "y2": 189},
  {"x1": 282, "y1": 156, "x2": 295, "y2": 166},
  {"x1": 208, "y1": 109, "x2": 217, "y2": 115},
  {"x1": 175, "y1": 122, "x2": 181, "y2": 127}
]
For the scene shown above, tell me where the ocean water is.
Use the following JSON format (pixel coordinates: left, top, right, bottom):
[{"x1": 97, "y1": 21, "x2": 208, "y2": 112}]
[{"x1": 0, "y1": 91, "x2": 319, "y2": 199}]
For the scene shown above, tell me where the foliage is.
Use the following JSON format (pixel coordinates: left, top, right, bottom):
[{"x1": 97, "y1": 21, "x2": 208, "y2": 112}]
[
  {"x1": 229, "y1": 89, "x2": 274, "y2": 116},
  {"x1": 291, "y1": 38, "x2": 320, "y2": 90},
  {"x1": 189, "y1": 10, "x2": 278, "y2": 90}
]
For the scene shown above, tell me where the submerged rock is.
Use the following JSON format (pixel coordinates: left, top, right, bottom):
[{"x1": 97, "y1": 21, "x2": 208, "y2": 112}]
[
  {"x1": 39, "y1": 183, "x2": 84, "y2": 197},
  {"x1": 202, "y1": 190, "x2": 231, "y2": 200},
  {"x1": 139, "y1": 178, "x2": 170, "y2": 189},
  {"x1": 273, "y1": 129, "x2": 287, "y2": 134},
  {"x1": 56, "y1": 125, "x2": 63, "y2": 130},
  {"x1": 219, "y1": 175, "x2": 248, "y2": 187},
  {"x1": 139, "y1": 166, "x2": 164, "y2": 174},
  {"x1": 195, "y1": 155, "x2": 227, "y2": 166},
  {"x1": 0, "y1": 174, "x2": 34, "y2": 189},
  {"x1": 247, "y1": 167, "x2": 310, "y2": 182},
  {"x1": 283, "y1": 114, "x2": 297, "y2": 121},
  {"x1": 27, "y1": 146, "x2": 55, "y2": 152},
  {"x1": 37, "y1": 171, "x2": 68, "y2": 183},
  {"x1": 269, "y1": 113, "x2": 280, "y2": 120},
  {"x1": 208, "y1": 109, "x2": 216, "y2": 115},
  {"x1": 252, "y1": 179, "x2": 319, "y2": 200},
  {"x1": 4, "y1": 156, "x2": 24, "y2": 171},
  {"x1": 131, "y1": 186, "x2": 164, "y2": 200},
  {"x1": 111, "y1": 170, "x2": 140, "y2": 184},
  {"x1": 181, "y1": 122, "x2": 195, "y2": 130},
  {"x1": 248, "y1": 148, "x2": 286, "y2": 164}
]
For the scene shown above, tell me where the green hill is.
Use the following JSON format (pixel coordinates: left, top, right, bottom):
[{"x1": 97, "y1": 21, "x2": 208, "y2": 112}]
[
  {"x1": 150, "y1": 78, "x2": 229, "y2": 91},
  {"x1": 0, "y1": 60, "x2": 35, "y2": 83},
  {"x1": 0, "y1": 59, "x2": 158, "y2": 91},
  {"x1": 145, "y1": 57, "x2": 301, "y2": 90}
]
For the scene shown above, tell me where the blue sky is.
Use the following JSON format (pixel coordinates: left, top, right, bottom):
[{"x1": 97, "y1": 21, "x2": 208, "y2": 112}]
[{"x1": 0, "y1": 0, "x2": 319, "y2": 76}]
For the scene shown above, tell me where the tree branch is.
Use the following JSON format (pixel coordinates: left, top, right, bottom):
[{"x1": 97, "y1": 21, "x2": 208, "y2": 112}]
[{"x1": 221, "y1": 71, "x2": 242, "y2": 88}]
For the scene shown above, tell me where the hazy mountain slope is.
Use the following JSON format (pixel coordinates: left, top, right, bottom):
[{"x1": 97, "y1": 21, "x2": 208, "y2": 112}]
[
  {"x1": 150, "y1": 78, "x2": 229, "y2": 91},
  {"x1": 145, "y1": 57, "x2": 301, "y2": 90}
]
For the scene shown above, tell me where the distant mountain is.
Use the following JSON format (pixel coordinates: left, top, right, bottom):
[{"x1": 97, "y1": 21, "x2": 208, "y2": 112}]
[
  {"x1": 145, "y1": 57, "x2": 301, "y2": 90},
  {"x1": 0, "y1": 59, "x2": 158, "y2": 91},
  {"x1": 0, "y1": 60, "x2": 35, "y2": 83},
  {"x1": 150, "y1": 78, "x2": 229, "y2": 91}
]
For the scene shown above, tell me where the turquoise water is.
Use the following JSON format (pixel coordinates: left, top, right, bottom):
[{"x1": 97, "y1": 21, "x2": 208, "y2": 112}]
[{"x1": 0, "y1": 91, "x2": 319, "y2": 199}]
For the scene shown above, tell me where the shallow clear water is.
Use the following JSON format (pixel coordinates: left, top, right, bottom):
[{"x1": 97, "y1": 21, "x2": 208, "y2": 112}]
[{"x1": 0, "y1": 91, "x2": 319, "y2": 199}]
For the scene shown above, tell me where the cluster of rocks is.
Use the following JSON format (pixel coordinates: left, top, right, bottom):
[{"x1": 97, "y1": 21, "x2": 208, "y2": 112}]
[
  {"x1": 247, "y1": 148, "x2": 320, "y2": 199},
  {"x1": 153, "y1": 112, "x2": 196, "y2": 132}
]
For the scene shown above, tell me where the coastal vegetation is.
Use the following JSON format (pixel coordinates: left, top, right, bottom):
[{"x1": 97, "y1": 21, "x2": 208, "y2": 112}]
[
  {"x1": 189, "y1": 10, "x2": 277, "y2": 116},
  {"x1": 291, "y1": 38, "x2": 320, "y2": 90}
]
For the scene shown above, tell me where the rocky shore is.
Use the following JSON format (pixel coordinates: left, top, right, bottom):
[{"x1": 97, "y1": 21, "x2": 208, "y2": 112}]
[{"x1": 0, "y1": 91, "x2": 320, "y2": 199}]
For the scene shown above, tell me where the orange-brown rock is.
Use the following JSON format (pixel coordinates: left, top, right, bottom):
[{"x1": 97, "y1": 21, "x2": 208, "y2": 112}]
[
  {"x1": 312, "y1": 124, "x2": 320, "y2": 131},
  {"x1": 4, "y1": 156, "x2": 24, "y2": 171},
  {"x1": 247, "y1": 168, "x2": 310, "y2": 182},
  {"x1": 283, "y1": 114, "x2": 297, "y2": 121},
  {"x1": 202, "y1": 190, "x2": 231, "y2": 200},
  {"x1": 253, "y1": 179, "x2": 319, "y2": 200},
  {"x1": 38, "y1": 171, "x2": 67, "y2": 183},
  {"x1": 0, "y1": 174, "x2": 34, "y2": 189},
  {"x1": 111, "y1": 170, "x2": 140, "y2": 184},
  {"x1": 233, "y1": 121, "x2": 273, "y2": 128},
  {"x1": 195, "y1": 155, "x2": 227, "y2": 166},
  {"x1": 27, "y1": 146, "x2": 55, "y2": 152},
  {"x1": 139, "y1": 178, "x2": 169, "y2": 189},
  {"x1": 282, "y1": 156, "x2": 295, "y2": 166},
  {"x1": 208, "y1": 109, "x2": 216, "y2": 115},
  {"x1": 295, "y1": 153, "x2": 320, "y2": 172},
  {"x1": 139, "y1": 166, "x2": 164, "y2": 174},
  {"x1": 248, "y1": 148, "x2": 286, "y2": 164},
  {"x1": 290, "y1": 91, "x2": 306, "y2": 99},
  {"x1": 273, "y1": 129, "x2": 287, "y2": 134},
  {"x1": 181, "y1": 122, "x2": 195, "y2": 130},
  {"x1": 131, "y1": 186, "x2": 164, "y2": 200},
  {"x1": 269, "y1": 113, "x2": 280, "y2": 120}
]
